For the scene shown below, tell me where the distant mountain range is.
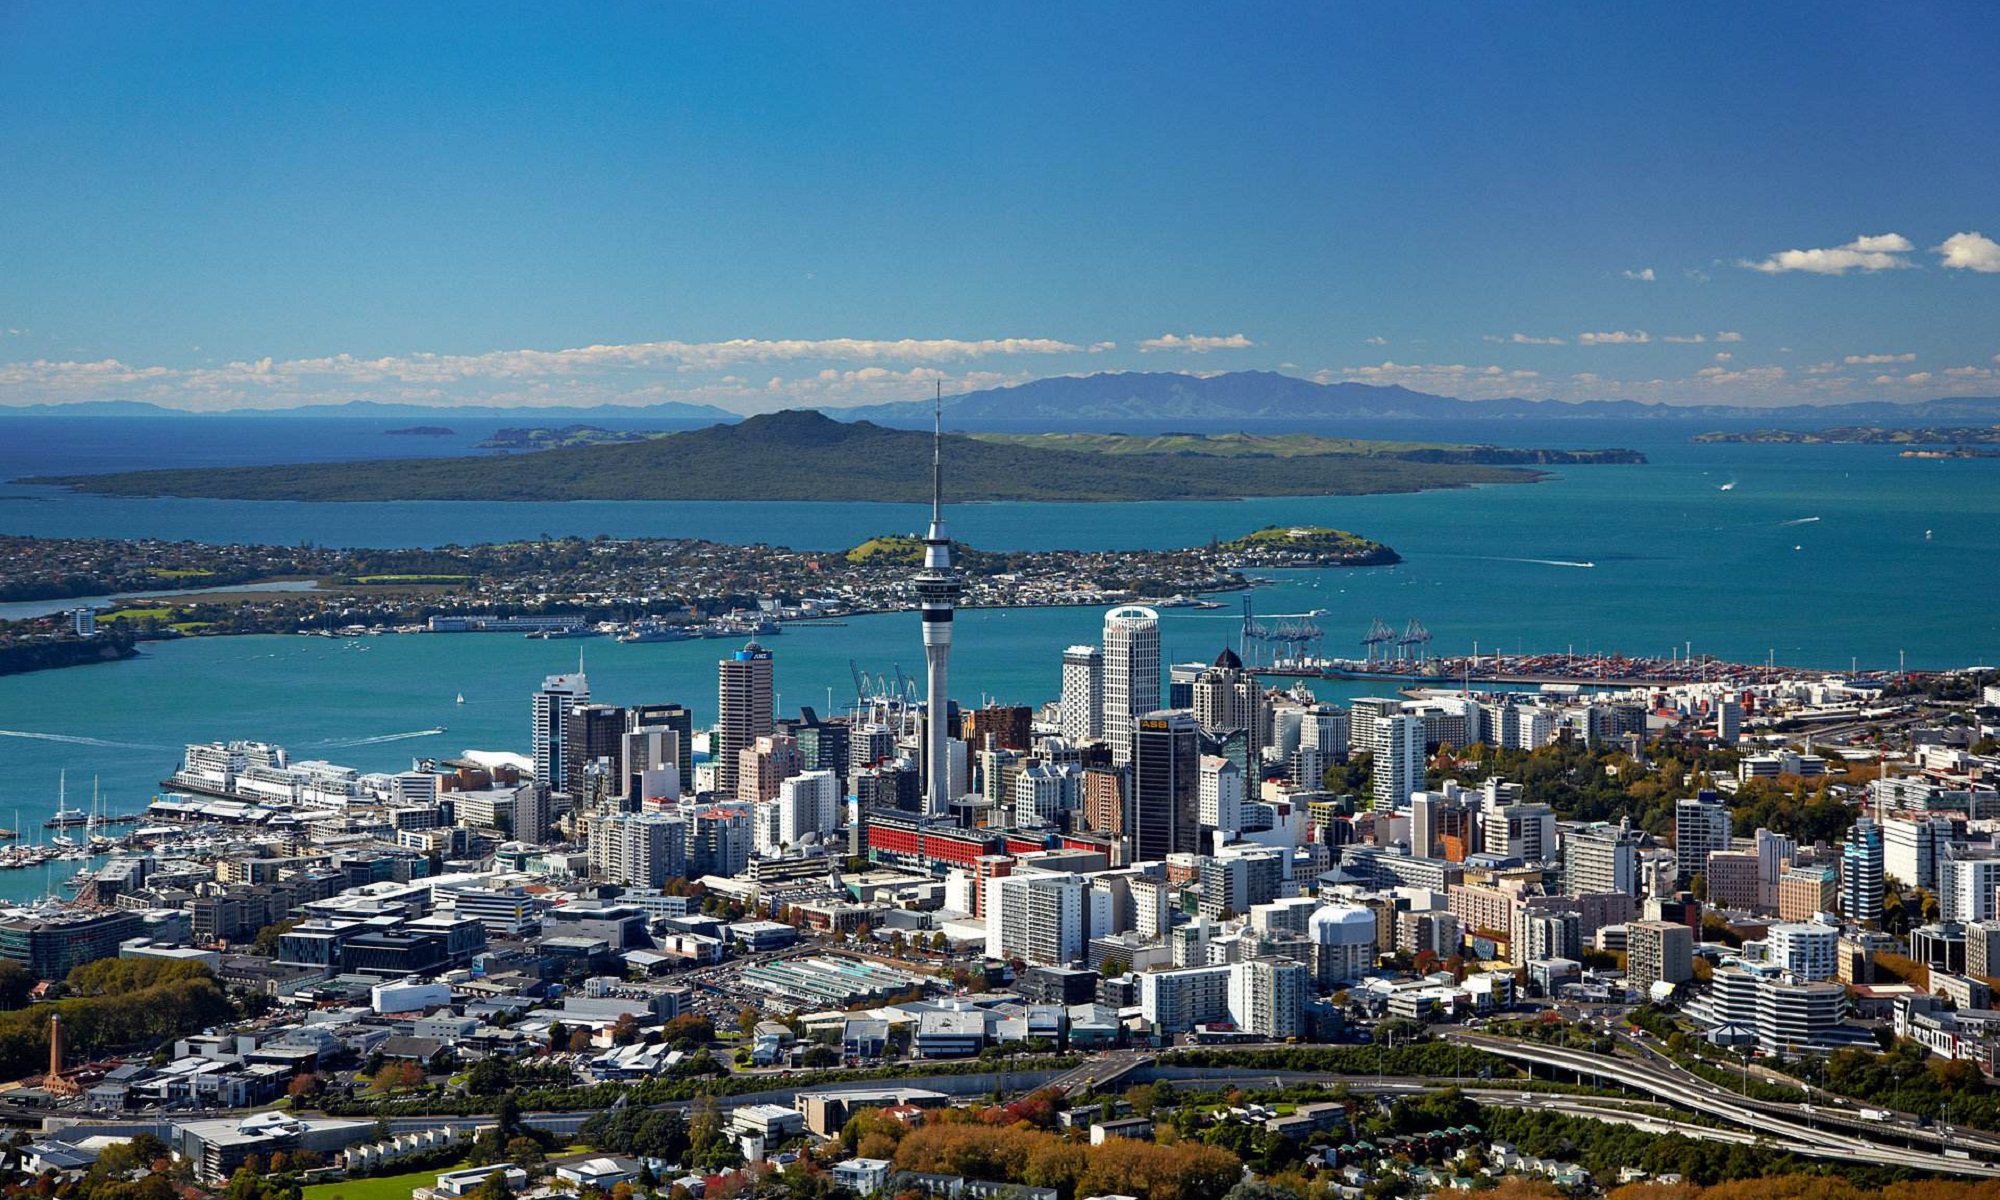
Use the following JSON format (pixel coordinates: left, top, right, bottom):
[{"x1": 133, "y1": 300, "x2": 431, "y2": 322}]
[
  {"x1": 841, "y1": 371, "x2": 2000, "y2": 426},
  {"x1": 6, "y1": 371, "x2": 1999, "y2": 428}
]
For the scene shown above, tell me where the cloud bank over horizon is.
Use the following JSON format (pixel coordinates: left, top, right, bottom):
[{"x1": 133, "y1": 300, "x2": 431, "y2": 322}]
[{"x1": 5, "y1": 321, "x2": 1998, "y2": 414}]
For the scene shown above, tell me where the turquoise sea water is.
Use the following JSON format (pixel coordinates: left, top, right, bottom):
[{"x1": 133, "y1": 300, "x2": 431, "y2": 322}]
[{"x1": 0, "y1": 414, "x2": 1994, "y2": 901}]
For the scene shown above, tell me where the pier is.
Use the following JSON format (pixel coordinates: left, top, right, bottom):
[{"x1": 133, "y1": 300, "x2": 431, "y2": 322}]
[{"x1": 1249, "y1": 650, "x2": 1841, "y2": 690}]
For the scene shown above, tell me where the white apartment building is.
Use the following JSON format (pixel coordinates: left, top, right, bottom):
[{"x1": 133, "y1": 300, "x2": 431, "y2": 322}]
[
  {"x1": 1198, "y1": 755, "x2": 1245, "y2": 837},
  {"x1": 1767, "y1": 921, "x2": 1839, "y2": 982},
  {"x1": 1227, "y1": 957, "x2": 1308, "y2": 1039},
  {"x1": 1060, "y1": 645, "x2": 1104, "y2": 744},
  {"x1": 985, "y1": 871, "x2": 1085, "y2": 966}
]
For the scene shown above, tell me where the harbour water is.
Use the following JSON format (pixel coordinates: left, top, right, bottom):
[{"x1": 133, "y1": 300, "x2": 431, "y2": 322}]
[{"x1": 0, "y1": 412, "x2": 1994, "y2": 899}]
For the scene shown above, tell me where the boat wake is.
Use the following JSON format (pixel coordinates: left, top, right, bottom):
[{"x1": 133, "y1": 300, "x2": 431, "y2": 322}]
[
  {"x1": 1779, "y1": 516, "x2": 1821, "y2": 527},
  {"x1": 319, "y1": 727, "x2": 447, "y2": 748},
  {"x1": 1484, "y1": 556, "x2": 1597, "y2": 569},
  {"x1": 0, "y1": 729, "x2": 172, "y2": 751}
]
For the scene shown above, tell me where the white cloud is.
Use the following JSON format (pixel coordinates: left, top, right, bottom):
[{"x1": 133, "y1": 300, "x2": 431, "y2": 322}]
[
  {"x1": 0, "y1": 334, "x2": 1108, "y2": 412},
  {"x1": 1622, "y1": 268, "x2": 1656, "y2": 281},
  {"x1": 1684, "y1": 269, "x2": 1712, "y2": 284},
  {"x1": 1136, "y1": 333, "x2": 1255, "y2": 353},
  {"x1": 1577, "y1": 330, "x2": 1651, "y2": 345},
  {"x1": 1715, "y1": 353, "x2": 1732, "y2": 363},
  {"x1": 1484, "y1": 333, "x2": 1566, "y2": 345},
  {"x1": 1715, "y1": 331, "x2": 1743, "y2": 342},
  {"x1": 1662, "y1": 334, "x2": 1707, "y2": 344},
  {"x1": 1844, "y1": 353, "x2": 1916, "y2": 365},
  {"x1": 1740, "y1": 233, "x2": 1915, "y2": 275},
  {"x1": 1937, "y1": 231, "x2": 2000, "y2": 273},
  {"x1": 1364, "y1": 336, "x2": 1388, "y2": 346},
  {"x1": 1316, "y1": 362, "x2": 1541, "y2": 400}
]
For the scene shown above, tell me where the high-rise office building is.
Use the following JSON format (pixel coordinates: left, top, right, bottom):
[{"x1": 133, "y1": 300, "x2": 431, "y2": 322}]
[
  {"x1": 1842, "y1": 816, "x2": 1884, "y2": 923},
  {"x1": 716, "y1": 643, "x2": 774, "y2": 799},
  {"x1": 1081, "y1": 765, "x2": 1128, "y2": 838},
  {"x1": 1132, "y1": 710, "x2": 1199, "y2": 860},
  {"x1": 737, "y1": 733, "x2": 804, "y2": 805},
  {"x1": 1198, "y1": 754, "x2": 1244, "y2": 838},
  {"x1": 1370, "y1": 714, "x2": 1424, "y2": 810},
  {"x1": 1060, "y1": 645, "x2": 1105, "y2": 744},
  {"x1": 913, "y1": 397, "x2": 965, "y2": 814},
  {"x1": 782, "y1": 709, "x2": 851, "y2": 789},
  {"x1": 1674, "y1": 792, "x2": 1732, "y2": 882},
  {"x1": 1102, "y1": 606, "x2": 1161, "y2": 765},
  {"x1": 563, "y1": 703, "x2": 627, "y2": 802},
  {"x1": 961, "y1": 705, "x2": 1032, "y2": 753},
  {"x1": 1192, "y1": 648, "x2": 1267, "y2": 747},
  {"x1": 532, "y1": 671, "x2": 590, "y2": 790},
  {"x1": 628, "y1": 704, "x2": 695, "y2": 788},
  {"x1": 622, "y1": 726, "x2": 683, "y2": 805},
  {"x1": 848, "y1": 723, "x2": 897, "y2": 777},
  {"x1": 1292, "y1": 705, "x2": 1350, "y2": 788}
]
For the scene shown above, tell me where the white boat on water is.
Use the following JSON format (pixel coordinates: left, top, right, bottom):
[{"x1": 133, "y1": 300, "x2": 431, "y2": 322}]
[{"x1": 45, "y1": 771, "x2": 88, "y2": 828}]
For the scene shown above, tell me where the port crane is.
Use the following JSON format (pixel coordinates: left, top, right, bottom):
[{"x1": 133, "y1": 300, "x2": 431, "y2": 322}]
[
  {"x1": 1240, "y1": 597, "x2": 1326, "y2": 667},
  {"x1": 1396, "y1": 619, "x2": 1433, "y2": 665},
  {"x1": 1361, "y1": 618, "x2": 1397, "y2": 667}
]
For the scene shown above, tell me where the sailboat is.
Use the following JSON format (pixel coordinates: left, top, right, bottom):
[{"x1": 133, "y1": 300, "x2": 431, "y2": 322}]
[
  {"x1": 88, "y1": 779, "x2": 113, "y2": 851},
  {"x1": 456, "y1": 693, "x2": 466, "y2": 705},
  {"x1": 44, "y1": 771, "x2": 88, "y2": 829}
]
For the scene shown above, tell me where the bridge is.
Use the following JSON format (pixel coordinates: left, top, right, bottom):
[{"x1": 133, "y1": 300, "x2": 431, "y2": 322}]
[{"x1": 1447, "y1": 1031, "x2": 2000, "y2": 1178}]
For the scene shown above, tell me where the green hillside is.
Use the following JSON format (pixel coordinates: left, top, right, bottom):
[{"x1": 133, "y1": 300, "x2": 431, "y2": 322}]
[{"x1": 26, "y1": 410, "x2": 1552, "y2": 503}]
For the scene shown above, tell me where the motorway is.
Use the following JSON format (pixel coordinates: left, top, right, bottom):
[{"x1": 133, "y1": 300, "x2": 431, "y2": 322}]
[{"x1": 1446, "y1": 1031, "x2": 2000, "y2": 1178}]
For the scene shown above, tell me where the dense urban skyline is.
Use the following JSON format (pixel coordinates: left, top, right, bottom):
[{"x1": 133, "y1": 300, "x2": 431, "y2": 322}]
[{"x1": 3, "y1": 3, "x2": 1998, "y2": 411}]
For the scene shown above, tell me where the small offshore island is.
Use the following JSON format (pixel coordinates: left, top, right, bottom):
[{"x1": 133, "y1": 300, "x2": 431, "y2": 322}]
[
  {"x1": 1695, "y1": 425, "x2": 2000, "y2": 447},
  {"x1": 22, "y1": 409, "x2": 1643, "y2": 502},
  {"x1": 0, "y1": 524, "x2": 1394, "y2": 668}
]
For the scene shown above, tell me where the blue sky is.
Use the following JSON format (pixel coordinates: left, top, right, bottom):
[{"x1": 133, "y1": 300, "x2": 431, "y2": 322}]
[{"x1": 2, "y1": 2, "x2": 1996, "y2": 411}]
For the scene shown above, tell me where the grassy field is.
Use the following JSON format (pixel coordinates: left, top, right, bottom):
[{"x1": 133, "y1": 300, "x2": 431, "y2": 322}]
[
  {"x1": 845, "y1": 535, "x2": 925, "y2": 564},
  {"x1": 99, "y1": 607, "x2": 174, "y2": 622},
  {"x1": 144, "y1": 568, "x2": 217, "y2": 578},
  {"x1": 353, "y1": 574, "x2": 474, "y2": 583},
  {"x1": 301, "y1": 1163, "x2": 466, "y2": 1200}
]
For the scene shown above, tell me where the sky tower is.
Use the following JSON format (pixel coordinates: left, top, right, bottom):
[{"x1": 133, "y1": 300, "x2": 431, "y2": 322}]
[{"x1": 914, "y1": 384, "x2": 963, "y2": 812}]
